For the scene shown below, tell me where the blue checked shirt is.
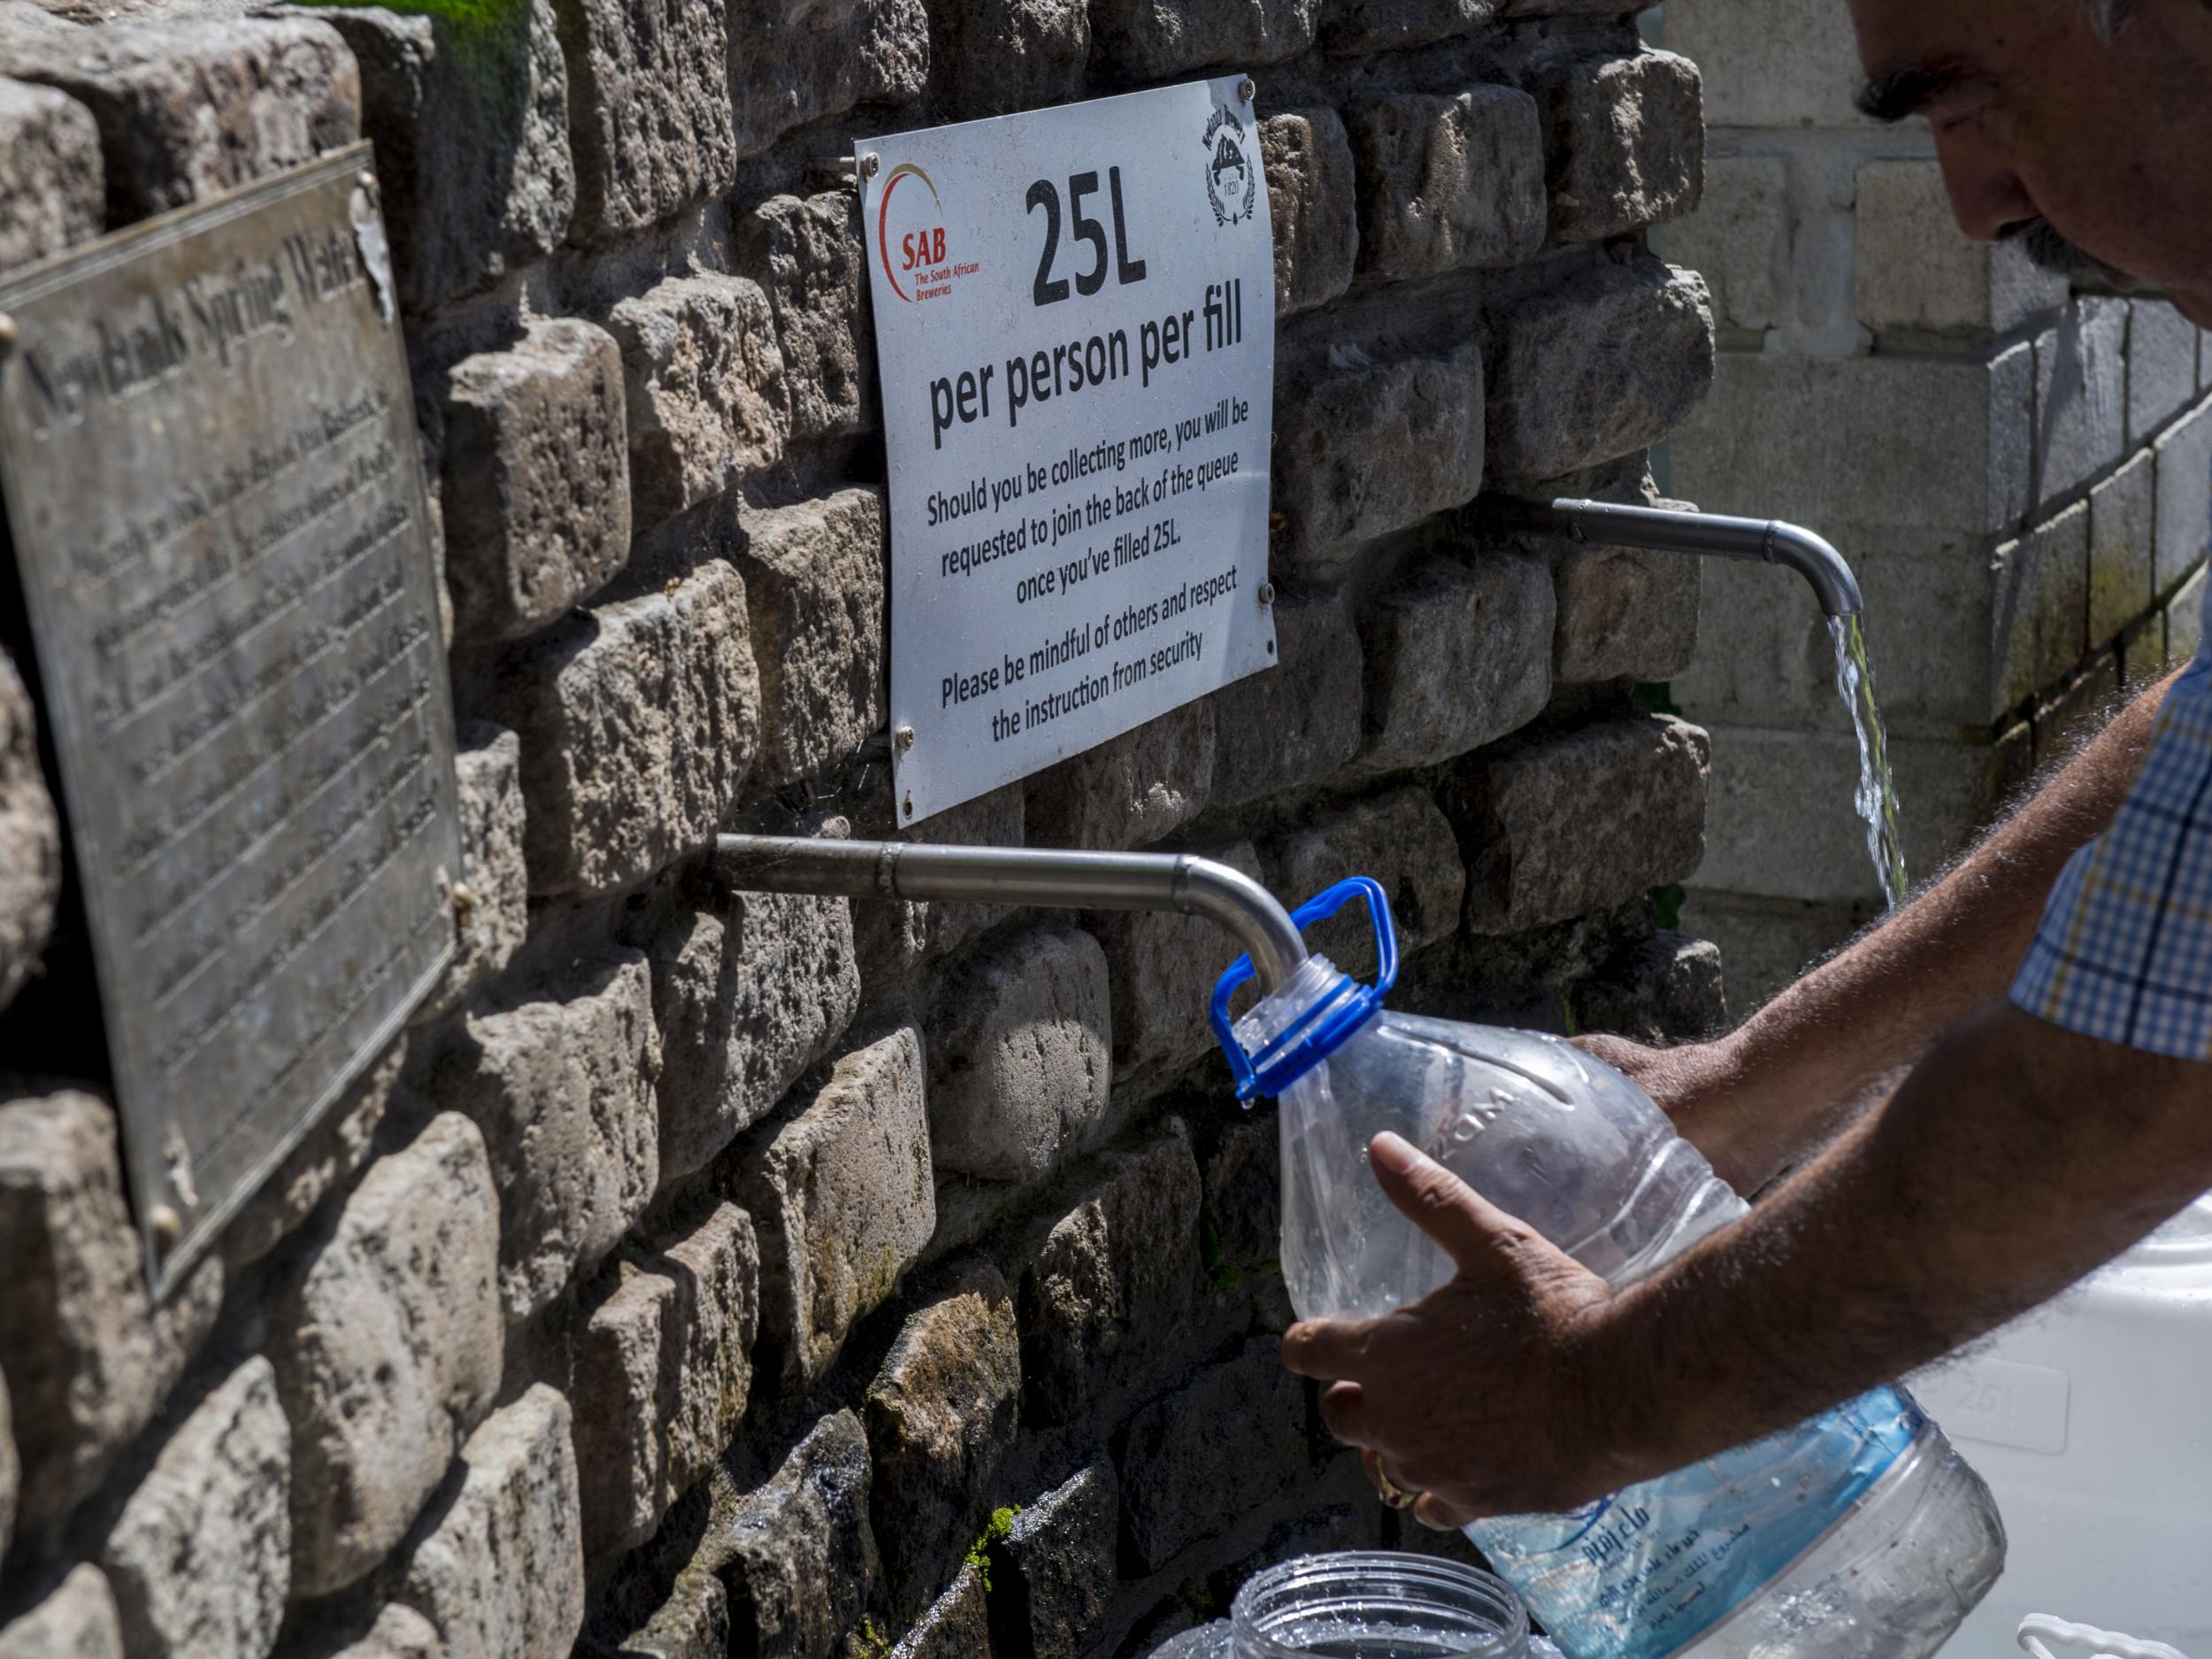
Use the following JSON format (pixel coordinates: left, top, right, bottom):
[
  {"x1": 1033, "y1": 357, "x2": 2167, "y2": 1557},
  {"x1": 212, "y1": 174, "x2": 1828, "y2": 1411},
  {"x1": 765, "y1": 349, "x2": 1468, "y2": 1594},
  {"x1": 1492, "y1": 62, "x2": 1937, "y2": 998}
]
[{"x1": 2012, "y1": 590, "x2": 2212, "y2": 1057}]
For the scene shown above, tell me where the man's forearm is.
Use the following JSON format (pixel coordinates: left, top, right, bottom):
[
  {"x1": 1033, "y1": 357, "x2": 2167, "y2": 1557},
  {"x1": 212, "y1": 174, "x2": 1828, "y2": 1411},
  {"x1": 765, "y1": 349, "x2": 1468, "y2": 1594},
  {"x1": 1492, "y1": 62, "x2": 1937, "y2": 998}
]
[
  {"x1": 1591, "y1": 1002, "x2": 2212, "y2": 1479},
  {"x1": 1677, "y1": 673, "x2": 2177, "y2": 1189}
]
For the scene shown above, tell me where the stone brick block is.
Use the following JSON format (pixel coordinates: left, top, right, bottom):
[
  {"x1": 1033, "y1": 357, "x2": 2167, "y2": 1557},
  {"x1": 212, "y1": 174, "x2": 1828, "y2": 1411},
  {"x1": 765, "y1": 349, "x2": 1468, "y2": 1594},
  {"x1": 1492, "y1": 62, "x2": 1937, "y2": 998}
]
[
  {"x1": 717, "y1": 1411, "x2": 878, "y2": 1656},
  {"x1": 737, "y1": 1025, "x2": 934, "y2": 1393},
  {"x1": 0, "y1": 18, "x2": 357, "y2": 225},
  {"x1": 926, "y1": 925, "x2": 1110, "y2": 1184},
  {"x1": 1194, "y1": 1110, "x2": 1280, "y2": 1270},
  {"x1": 1088, "y1": 838, "x2": 1262, "y2": 1080},
  {"x1": 312, "y1": 2, "x2": 575, "y2": 312},
  {"x1": 987, "y1": 1463, "x2": 1117, "y2": 1659},
  {"x1": 1655, "y1": 155, "x2": 1785, "y2": 336},
  {"x1": 728, "y1": 0, "x2": 926, "y2": 159},
  {"x1": 1578, "y1": 932, "x2": 1727, "y2": 1043},
  {"x1": 2035, "y1": 300, "x2": 2130, "y2": 505},
  {"x1": 1486, "y1": 258, "x2": 1713, "y2": 483},
  {"x1": 1265, "y1": 787, "x2": 1467, "y2": 970},
  {"x1": 1451, "y1": 714, "x2": 1709, "y2": 933},
  {"x1": 1025, "y1": 700, "x2": 1215, "y2": 849},
  {"x1": 893, "y1": 1565, "x2": 988, "y2": 1659},
  {"x1": 738, "y1": 192, "x2": 875, "y2": 445},
  {"x1": 1208, "y1": 588, "x2": 1363, "y2": 808},
  {"x1": 1668, "y1": 346, "x2": 2034, "y2": 538},
  {"x1": 319, "y1": 1605, "x2": 442, "y2": 1659},
  {"x1": 474, "y1": 556, "x2": 759, "y2": 896},
  {"x1": 1342, "y1": 88, "x2": 1545, "y2": 281},
  {"x1": 265, "y1": 1111, "x2": 501, "y2": 1595},
  {"x1": 864, "y1": 1260, "x2": 1021, "y2": 1613},
  {"x1": 419, "y1": 720, "x2": 529, "y2": 1020},
  {"x1": 1088, "y1": 0, "x2": 1317, "y2": 77},
  {"x1": 932, "y1": 0, "x2": 1087, "y2": 119},
  {"x1": 2090, "y1": 449, "x2": 2156, "y2": 649},
  {"x1": 0, "y1": 1565, "x2": 123, "y2": 1659},
  {"x1": 1274, "y1": 346, "x2": 1485, "y2": 575},
  {"x1": 2168, "y1": 565, "x2": 2207, "y2": 667},
  {"x1": 625, "y1": 879, "x2": 859, "y2": 1182},
  {"x1": 1549, "y1": 538, "x2": 1701, "y2": 683},
  {"x1": 554, "y1": 0, "x2": 736, "y2": 239},
  {"x1": 430, "y1": 952, "x2": 661, "y2": 1324},
  {"x1": 1319, "y1": 0, "x2": 1487, "y2": 51},
  {"x1": 1357, "y1": 548, "x2": 1553, "y2": 772},
  {"x1": 608, "y1": 273, "x2": 790, "y2": 526},
  {"x1": 1993, "y1": 503, "x2": 2092, "y2": 712},
  {"x1": 98, "y1": 1358, "x2": 290, "y2": 1659},
  {"x1": 1542, "y1": 52, "x2": 1703, "y2": 244},
  {"x1": 616, "y1": 1575, "x2": 726, "y2": 1659},
  {"x1": 1660, "y1": 0, "x2": 1870, "y2": 129},
  {"x1": 1695, "y1": 719, "x2": 2024, "y2": 905},
  {"x1": 0, "y1": 649, "x2": 59, "y2": 1018},
  {"x1": 575, "y1": 1202, "x2": 759, "y2": 1557},
  {"x1": 1853, "y1": 159, "x2": 2066, "y2": 337},
  {"x1": 2130, "y1": 301, "x2": 2200, "y2": 447},
  {"x1": 1118, "y1": 1338, "x2": 1307, "y2": 1570},
  {"x1": 1017, "y1": 1121, "x2": 1206, "y2": 1425},
  {"x1": 0, "y1": 77, "x2": 99, "y2": 268},
  {"x1": 0, "y1": 1092, "x2": 164, "y2": 1520},
  {"x1": 2154, "y1": 398, "x2": 2212, "y2": 595},
  {"x1": 1261, "y1": 108, "x2": 1356, "y2": 319},
  {"x1": 734, "y1": 489, "x2": 887, "y2": 783},
  {"x1": 395, "y1": 1386, "x2": 584, "y2": 1659},
  {"x1": 441, "y1": 319, "x2": 632, "y2": 645}
]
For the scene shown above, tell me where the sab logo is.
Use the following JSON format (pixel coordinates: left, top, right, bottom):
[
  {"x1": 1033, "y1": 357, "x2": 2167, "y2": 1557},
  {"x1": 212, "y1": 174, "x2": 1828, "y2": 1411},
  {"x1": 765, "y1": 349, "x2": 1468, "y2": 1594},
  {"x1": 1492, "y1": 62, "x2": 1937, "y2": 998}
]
[{"x1": 876, "y1": 163, "x2": 972, "y2": 303}]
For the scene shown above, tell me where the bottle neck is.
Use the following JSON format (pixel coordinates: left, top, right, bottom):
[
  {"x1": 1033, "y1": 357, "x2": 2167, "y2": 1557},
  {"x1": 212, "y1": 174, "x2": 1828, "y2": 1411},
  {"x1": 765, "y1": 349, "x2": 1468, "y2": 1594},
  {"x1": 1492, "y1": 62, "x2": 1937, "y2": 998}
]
[{"x1": 1229, "y1": 956, "x2": 1384, "y2": 1098}]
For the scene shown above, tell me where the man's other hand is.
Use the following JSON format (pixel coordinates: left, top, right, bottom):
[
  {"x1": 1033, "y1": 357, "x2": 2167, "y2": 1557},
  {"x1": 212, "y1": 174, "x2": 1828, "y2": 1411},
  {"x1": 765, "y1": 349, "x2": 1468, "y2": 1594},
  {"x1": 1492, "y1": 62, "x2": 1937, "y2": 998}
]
[{"x1": 1280, "y1": 1132, "x2": 1651, "y2": 1527}]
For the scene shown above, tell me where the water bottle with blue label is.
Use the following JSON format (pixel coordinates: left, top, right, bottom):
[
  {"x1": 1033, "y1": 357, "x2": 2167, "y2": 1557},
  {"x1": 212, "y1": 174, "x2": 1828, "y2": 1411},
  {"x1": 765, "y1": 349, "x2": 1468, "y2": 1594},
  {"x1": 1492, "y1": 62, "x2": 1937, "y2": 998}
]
[{"x1": 1211, "y1": 879, "x2": 2005, "y2": 1659}]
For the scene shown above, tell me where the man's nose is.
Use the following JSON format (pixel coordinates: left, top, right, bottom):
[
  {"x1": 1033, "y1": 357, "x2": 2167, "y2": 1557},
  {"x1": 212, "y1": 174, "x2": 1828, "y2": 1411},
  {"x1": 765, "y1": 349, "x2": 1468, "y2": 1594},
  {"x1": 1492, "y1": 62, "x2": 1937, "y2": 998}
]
[{"x1": 1932, "y1": 126, "x2": 2041, "y2": 242}]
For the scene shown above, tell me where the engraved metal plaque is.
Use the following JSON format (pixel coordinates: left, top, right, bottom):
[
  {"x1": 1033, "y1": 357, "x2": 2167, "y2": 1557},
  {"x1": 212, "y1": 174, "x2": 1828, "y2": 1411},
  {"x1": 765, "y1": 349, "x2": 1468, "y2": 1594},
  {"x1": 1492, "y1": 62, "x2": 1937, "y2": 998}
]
[{"x1": 0, "y1": 145, "x2": 464, "y2": 1294}]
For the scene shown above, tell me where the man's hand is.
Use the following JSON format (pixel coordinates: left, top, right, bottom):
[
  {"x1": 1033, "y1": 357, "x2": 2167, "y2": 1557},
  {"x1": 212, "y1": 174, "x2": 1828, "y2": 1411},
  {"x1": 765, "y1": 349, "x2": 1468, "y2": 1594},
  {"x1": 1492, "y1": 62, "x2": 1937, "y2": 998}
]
[
  {"x1": 1571, "y1": 1033, "x2": 1773, "y2": 1191},
  {"x1": 1280, "y1": 1132, "x2": 1655, "y2": 1528}
]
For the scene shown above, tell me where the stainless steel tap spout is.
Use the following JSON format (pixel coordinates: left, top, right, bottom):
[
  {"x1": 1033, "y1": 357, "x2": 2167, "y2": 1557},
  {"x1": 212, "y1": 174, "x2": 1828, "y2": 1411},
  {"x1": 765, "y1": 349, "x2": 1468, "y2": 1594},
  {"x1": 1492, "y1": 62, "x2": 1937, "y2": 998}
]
[
  {"x1": 715, "y1": 834, "x2": 1310, "y2": 992},
  {"x1": 1482, "y1": 495, "x2": 1863, "y2": 619}
]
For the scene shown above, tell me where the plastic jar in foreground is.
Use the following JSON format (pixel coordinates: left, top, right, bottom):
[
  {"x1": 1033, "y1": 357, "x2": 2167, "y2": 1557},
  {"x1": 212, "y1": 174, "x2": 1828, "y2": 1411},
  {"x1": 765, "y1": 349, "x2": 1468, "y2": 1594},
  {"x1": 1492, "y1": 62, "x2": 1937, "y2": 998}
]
[{"x1": 1229, "y1": 1552, "x2": 1531, "y2": 1659}]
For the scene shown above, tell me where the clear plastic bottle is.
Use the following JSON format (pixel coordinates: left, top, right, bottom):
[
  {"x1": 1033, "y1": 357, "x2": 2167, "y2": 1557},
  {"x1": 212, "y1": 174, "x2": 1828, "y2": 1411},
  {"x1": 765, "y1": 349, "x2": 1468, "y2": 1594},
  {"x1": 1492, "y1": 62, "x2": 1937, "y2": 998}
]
[{"x1": 1211, "y1": 882, "x2": 2005, "y2": 1659}]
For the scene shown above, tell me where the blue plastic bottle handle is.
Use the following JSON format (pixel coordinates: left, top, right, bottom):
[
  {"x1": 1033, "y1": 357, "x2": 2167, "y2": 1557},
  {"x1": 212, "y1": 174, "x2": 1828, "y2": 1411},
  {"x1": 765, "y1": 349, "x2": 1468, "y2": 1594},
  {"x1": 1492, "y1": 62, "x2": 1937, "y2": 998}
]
[{"x1": 1209, "y1": 877, "x2": 1399, "y2": 1101}]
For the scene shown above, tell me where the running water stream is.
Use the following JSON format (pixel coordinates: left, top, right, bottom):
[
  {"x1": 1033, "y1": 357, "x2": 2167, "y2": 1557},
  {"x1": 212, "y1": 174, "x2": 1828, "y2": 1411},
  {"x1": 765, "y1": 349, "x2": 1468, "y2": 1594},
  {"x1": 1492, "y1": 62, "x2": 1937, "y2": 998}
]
[{"x1": 1829, "y1": 613, "x2": 1909, "y2": 910}]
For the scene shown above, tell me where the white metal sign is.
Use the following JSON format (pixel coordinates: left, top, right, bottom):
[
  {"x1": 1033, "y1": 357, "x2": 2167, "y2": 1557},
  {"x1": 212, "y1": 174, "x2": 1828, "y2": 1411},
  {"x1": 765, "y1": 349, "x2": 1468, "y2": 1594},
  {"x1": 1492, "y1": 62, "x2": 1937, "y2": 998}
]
[{"x1": 858, "y1": 76, "x2": 1277, "y2": 825}]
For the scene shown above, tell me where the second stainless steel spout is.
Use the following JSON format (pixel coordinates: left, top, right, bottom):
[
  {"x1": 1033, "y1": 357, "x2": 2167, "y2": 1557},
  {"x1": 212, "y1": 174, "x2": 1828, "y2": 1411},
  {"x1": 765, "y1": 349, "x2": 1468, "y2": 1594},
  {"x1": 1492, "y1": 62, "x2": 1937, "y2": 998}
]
[{"x1": 1481, "y1": 495, "x2": 1864, "y2": 620}]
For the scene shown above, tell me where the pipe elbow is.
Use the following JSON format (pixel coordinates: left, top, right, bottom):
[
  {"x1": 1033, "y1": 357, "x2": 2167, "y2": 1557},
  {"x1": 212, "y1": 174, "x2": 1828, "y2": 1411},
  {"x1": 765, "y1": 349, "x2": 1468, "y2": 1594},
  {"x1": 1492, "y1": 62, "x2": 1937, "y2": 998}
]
[
  {"x1": 1174, "y1": 856, "x2": 1308, "y2": 991},
  {"x1": 1760, "y1": 521, "x2": 1863, "y2": 620}
]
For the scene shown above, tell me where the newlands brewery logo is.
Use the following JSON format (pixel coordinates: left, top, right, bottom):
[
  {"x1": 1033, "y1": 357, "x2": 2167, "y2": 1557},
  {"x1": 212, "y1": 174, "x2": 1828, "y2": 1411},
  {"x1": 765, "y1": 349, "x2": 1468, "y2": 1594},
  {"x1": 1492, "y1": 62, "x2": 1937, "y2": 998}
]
[
  {"x1": 1202, "y1": 106, "x2": 1256, "y2": 228},
  {"x1": 875, "y1": 163, "x2": 978, "y2": 303}
]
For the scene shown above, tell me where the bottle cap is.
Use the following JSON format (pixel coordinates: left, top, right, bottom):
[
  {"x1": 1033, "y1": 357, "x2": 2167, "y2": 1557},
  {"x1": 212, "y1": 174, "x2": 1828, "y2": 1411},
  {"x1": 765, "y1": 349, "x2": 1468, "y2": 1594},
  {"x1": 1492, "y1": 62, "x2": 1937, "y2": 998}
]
[{"x1": 1210, "y1": 877, "x2": 1397, "y2": 1101}]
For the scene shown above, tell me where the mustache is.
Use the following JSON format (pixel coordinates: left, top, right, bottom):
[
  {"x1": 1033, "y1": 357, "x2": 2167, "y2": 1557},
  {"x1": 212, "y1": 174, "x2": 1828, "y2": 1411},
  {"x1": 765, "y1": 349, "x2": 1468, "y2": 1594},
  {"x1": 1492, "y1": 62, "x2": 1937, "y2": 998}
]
[{"x1": 2009, "y1": 219, "x2": 2140, "y2": 290}]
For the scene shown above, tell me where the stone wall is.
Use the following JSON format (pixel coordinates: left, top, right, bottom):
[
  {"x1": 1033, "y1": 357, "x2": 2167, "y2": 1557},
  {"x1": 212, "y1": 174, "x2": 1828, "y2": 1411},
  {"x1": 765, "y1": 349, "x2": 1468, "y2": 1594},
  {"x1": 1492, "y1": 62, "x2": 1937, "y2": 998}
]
[
  {"x1": 1655, "y1": 0, "x2": 2212, "y2": 1004},
  {"x1": 0, "y1": 3, "x2": 1720, "y2": 1655}
]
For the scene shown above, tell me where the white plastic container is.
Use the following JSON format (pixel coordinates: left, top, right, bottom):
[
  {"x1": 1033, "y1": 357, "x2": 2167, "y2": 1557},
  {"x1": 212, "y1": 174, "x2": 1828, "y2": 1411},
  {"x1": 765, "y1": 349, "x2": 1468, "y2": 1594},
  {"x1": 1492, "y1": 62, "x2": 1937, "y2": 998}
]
[{"x1": 1910, "y1": 1194, "x2": 2212, "y2": 1657}]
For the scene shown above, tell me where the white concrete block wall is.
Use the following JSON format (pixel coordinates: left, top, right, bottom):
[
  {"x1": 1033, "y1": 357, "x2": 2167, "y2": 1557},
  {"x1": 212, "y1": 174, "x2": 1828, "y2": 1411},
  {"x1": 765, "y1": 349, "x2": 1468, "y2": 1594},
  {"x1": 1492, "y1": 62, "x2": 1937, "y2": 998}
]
[{"x1": 1652, "y1": 0, "x2": 2212, "y2": 1008}]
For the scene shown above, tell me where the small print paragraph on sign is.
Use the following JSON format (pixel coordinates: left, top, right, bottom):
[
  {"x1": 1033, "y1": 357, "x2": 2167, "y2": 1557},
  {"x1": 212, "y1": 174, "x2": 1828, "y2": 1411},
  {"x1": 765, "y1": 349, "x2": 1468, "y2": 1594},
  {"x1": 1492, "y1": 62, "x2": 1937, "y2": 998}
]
[{"x1": 860, "y1": 75, "x2": 1277, "y2": 823}]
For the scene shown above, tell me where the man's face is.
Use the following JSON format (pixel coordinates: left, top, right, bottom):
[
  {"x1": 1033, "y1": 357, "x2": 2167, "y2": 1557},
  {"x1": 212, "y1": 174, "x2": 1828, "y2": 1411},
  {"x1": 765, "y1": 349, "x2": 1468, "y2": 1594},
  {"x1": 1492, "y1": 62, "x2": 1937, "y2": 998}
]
[{"x1": 1846, "y1": 0, "x2": 2212, "y2": 326}]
